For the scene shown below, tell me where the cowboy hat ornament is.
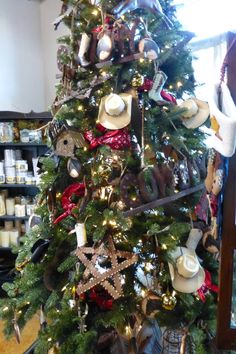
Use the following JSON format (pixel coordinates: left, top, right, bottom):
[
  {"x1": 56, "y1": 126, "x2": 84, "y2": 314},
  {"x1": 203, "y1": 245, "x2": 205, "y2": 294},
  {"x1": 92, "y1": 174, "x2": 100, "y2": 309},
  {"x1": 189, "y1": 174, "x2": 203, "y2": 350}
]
[
  {"x1": 168, "y1": 247, "x2": 205, "y2": 293},
  {"x1": 98, "y1": 93, "x2": 132, "y2": 130},
  {"x1": 206, "y1": 82, "x2": 236, "y2": 157},
  {"x1": 179, "y1": 98, "x2": 210, "y2": 129}
]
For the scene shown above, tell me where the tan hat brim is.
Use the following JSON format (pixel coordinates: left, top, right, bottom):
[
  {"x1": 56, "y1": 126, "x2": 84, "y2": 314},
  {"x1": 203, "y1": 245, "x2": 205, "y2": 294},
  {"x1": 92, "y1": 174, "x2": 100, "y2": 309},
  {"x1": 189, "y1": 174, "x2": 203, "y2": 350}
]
[
  {"x1": 182, "y1": 98, "x2": 210, "y2": 129},
  {"x1": 169, "y1": 263, "x2": 205, "y2": 293},
  {"x1": 98, "y1": 93, "x2": 132, "y2": 130},
  {"x1": 168, "y1": 246, "x2": 205, "y2": 293}
]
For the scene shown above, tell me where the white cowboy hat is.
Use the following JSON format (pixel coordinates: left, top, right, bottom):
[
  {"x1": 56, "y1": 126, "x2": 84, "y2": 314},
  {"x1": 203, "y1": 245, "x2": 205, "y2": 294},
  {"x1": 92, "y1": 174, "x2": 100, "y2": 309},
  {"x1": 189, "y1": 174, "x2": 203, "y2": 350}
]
[
  {"x1": 98, "y1": 93, "x2": 132, "y2": 130},
  {"x1": 180, "y1": 98, "x2": 210, "y2": 129},
  {"x1": 205, "y1": 82, "x2": 236, "y2": 157},
  {"x1": 168, "y1": 247, "x2": 205, "y2": 293}
]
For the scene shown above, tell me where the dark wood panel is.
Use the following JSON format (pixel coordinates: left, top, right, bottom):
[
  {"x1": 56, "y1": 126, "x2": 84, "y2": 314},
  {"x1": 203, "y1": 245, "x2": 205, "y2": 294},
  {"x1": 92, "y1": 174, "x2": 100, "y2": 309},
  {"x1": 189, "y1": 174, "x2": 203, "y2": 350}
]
[{"x1": 217, "y1": 31, "x2": 236, "y2": 350}]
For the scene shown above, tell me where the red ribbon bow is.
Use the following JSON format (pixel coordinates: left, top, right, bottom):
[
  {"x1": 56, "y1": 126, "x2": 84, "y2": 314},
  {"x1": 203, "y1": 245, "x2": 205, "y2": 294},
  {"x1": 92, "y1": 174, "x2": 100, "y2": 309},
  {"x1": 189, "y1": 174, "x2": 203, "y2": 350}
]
[
  {"x1": 84, "y1": 126, "x2": 131, "y2": 150},
  {"x1": 54, "y1": 183, "x2": 85, "y2": 224},
  {"x1": 197, "y1": 269, "x2": 219, "y2": 302}
]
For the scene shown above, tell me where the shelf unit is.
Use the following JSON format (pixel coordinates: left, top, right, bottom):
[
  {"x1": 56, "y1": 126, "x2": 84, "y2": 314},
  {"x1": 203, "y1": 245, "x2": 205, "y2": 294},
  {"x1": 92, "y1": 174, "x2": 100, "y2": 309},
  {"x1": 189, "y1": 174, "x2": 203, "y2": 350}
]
[{"x1": 0, "y1": 111, "x2": 52, "y2": 248}]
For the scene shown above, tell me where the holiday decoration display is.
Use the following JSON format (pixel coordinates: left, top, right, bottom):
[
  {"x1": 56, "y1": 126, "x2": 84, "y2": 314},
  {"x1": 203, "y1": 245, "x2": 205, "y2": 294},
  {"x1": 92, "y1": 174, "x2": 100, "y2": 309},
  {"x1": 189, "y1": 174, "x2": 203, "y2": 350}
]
[{"x1": 0, "y1": 1, "x2": 221, "y2": 353}]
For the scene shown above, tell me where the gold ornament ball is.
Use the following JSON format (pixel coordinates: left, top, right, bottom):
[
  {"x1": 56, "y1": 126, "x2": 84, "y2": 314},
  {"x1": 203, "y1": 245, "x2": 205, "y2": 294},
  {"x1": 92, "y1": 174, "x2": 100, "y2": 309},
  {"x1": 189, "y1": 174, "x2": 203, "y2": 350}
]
[
  {"x1": 162, "y1": 292, "x2": 177, "y2": 310},
  {"x1": 48, "y1": 347, "x2": 59, "y2": 354},
  {"x1": 56, "y1": 192, "x2": 62, "y2": 200},
  {"x1": 132, "y1": 74, "x2": 144, "y2": 87}
]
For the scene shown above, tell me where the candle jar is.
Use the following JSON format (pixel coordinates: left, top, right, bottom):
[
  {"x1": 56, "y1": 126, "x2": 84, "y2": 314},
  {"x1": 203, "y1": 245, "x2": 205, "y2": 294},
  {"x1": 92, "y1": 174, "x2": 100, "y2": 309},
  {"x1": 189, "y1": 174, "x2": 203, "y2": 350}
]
[
  {"x1": 6, "y1": 198, "x2": 15, "y2": 216},
  {"x1": 0, "y1": 195, "x2": 6, "y2": 216},
  {"x1": 9, "y1": 229, "x2": 19, "y2": 246},
  {"x1": 15, "y1": 204, "x2": 26, "y2": 217},
  {"x1": 0, "y1": 230, "x2": 10, "y2": 247},
  {"x1": 0, "y1": 189, "x2": 9, "y2": 200}
]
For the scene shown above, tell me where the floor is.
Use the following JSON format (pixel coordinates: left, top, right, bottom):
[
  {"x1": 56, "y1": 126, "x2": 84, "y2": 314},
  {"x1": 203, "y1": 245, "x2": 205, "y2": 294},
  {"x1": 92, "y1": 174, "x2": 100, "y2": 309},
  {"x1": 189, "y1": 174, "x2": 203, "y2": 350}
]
[{"x1": 0, "y1": 315, "x2": 39, "y2": 354}]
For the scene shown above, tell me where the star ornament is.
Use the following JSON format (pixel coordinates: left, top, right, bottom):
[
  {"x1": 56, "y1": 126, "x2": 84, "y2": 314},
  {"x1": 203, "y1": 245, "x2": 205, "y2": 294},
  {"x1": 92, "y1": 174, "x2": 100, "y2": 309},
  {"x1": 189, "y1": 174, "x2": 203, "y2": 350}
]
[{"x1": 76, "y1": 236, "x2": 138, "y2": 300}]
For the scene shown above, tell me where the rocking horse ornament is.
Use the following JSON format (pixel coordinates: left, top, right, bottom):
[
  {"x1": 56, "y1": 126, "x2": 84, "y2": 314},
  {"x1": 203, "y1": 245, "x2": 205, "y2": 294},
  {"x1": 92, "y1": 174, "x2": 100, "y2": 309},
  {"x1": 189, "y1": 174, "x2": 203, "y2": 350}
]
[{"x1": 112, "y1": 0, "x2": 173, "y2": 28}]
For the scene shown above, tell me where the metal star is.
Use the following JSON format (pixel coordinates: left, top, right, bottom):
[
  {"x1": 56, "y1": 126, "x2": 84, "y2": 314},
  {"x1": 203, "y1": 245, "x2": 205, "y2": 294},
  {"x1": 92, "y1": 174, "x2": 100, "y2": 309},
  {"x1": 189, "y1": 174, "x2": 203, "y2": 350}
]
[{"x1": 76, "y1": 236, "x2": 138, "y2": 300}]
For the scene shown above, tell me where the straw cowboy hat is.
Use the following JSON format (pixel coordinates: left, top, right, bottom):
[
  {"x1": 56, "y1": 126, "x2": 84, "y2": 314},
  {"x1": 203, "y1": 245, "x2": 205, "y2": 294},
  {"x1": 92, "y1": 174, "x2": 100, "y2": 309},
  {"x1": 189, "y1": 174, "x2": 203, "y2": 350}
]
[
  {"x1": 168, "y1": 247, "x2": 205, "y2": 293},
  {"x1": 205, "y1": 82, "x2": 236, "y2": 157},
  {"x1": 180, "y1": 98, "x2": 210, "y2": 129},
  {"x1": 98, "y1": 93, "x2": 132, "y2": 130}
]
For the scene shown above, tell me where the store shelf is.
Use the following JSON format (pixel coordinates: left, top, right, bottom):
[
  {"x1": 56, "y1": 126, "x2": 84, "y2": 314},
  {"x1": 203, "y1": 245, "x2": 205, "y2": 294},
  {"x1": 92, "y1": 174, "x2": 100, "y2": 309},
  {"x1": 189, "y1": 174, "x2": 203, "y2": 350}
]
[
  {"x1": 0, "y1": 184, "x2": 38, "y2": 188},
  {"x1": 0, "y1": 143, "x2": 48, "y2": 147},
  {"x1": 0, "y1": 215, "x2": 29, "y2": 220}
]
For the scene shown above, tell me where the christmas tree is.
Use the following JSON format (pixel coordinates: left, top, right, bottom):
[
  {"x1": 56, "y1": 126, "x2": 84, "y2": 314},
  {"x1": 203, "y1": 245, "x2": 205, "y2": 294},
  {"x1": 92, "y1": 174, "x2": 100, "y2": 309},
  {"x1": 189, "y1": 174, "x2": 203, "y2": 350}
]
[{"x1": 0, "y1": 0, "x2": 220, "y2": 353}]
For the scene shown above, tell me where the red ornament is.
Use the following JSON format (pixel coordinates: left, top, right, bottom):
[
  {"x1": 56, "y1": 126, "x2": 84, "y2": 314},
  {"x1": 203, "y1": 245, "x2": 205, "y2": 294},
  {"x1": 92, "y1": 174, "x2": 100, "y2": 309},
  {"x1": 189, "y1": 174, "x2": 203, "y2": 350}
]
[
  {"x1": 53, "y1": 183, "x2": 85, "y2": 224},
  {"x1": 89, "y1": 288, "x2": 113, "y2": 310},
  {"x1": 138, "y1": 78, "x2": 153, "y2": 92}
]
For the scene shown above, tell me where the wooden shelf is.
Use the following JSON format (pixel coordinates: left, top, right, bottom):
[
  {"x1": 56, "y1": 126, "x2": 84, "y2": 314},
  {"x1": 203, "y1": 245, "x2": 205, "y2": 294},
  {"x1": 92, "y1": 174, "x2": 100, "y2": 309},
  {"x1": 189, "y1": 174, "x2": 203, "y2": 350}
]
[
  {"x1": 0, "y1": 143, "x2": 48, "y2": 147},
  {"x1": 0, "y1": 111, "x2": 52, "y2": 120},
  {"x1": 0, "y1": 215, "x2": 29, "y2": 220},
  {"x1": 123, "y1": 183, "x2": 205, "y2": 217}
]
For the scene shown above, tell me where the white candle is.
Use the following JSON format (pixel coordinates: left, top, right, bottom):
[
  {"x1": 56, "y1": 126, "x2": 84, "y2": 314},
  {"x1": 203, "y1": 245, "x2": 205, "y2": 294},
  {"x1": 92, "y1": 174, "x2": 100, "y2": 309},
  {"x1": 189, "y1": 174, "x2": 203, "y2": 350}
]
[
  {"x1": 14, "y1": 204, "x2": 25, "y2": 217},
  {"x1": 75, "y1": 223, "x2": 87, "y2": 247},
  {"x1": 0, "y1": 230, "x2": 10, "y2": 247},
  {"x1": 0, "y1": 195, "x2": 5, "y2": 216},
  {"x1": 9, "y1": 229, "x2": 19, "y2": 246},
  {"x1": 6, "y1": 198, "x2": 15, "y2": 216}
]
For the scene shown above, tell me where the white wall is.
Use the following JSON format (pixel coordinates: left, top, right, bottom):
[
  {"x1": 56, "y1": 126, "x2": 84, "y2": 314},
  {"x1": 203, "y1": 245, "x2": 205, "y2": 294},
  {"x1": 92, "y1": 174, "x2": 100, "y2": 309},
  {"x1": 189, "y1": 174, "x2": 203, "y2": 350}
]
[
  {"x1": 0, "y1": 0, "x2": 68, "y2": 112},
  {"x1": 0, "y1": 0, "x2": 45, "y2": 112},
  {"x1": 39, "y1": 0, "x2": 69, "y2": 110}
]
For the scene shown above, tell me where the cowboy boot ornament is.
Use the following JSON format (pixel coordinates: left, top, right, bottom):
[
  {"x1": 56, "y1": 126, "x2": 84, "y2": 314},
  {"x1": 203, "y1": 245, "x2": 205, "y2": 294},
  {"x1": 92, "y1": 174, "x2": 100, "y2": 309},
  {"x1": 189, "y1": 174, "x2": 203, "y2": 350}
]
[
  {"x1": 148, "y1": 71, "x2": 168, "y2": 104},
  {"x1": 78, "y1": 33, "x2": 91, "y2": 67}
]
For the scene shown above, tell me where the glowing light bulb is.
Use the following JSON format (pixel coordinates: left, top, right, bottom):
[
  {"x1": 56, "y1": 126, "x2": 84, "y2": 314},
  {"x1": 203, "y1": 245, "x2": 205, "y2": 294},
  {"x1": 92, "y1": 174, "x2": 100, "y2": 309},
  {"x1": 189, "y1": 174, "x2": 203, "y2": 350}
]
[
  {"x1": 141, "y1": 289, "x2": 146, "y2": 297},
  {"x1": 145, "y1": 262, "x2": 152, "y2": 271}
]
